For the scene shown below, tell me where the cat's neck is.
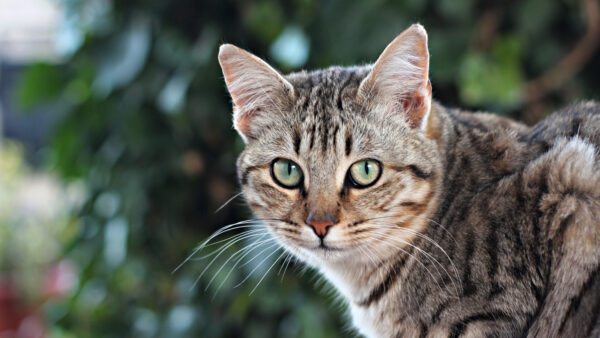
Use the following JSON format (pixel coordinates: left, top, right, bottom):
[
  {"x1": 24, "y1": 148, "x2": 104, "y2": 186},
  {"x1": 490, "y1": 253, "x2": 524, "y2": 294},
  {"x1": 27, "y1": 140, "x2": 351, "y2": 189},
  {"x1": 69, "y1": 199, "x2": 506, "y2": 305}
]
[
  {"x1": 318, "y1": 254, "x2": 396, "y2": 302},
  {"x1": 432, "y1": 102, "x2": 539, "y2": 199}
]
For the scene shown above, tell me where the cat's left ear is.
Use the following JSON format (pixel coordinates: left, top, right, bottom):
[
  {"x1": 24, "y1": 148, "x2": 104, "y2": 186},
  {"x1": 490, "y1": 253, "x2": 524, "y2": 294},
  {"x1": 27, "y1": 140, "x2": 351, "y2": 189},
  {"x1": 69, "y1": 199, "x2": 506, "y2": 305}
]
[
  {"x1": 358, "y1": 24, "x2": 432, "y2": 131},
  {"x1": 218, "y1": 44, "x2": 294, "y2": 143}
]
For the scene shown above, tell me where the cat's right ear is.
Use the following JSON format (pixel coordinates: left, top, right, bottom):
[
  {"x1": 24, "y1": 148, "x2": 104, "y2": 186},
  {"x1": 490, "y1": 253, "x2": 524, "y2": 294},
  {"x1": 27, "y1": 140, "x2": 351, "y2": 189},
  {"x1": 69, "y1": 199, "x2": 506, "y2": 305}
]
[
  {"x1": 358, "y1": 24, "x2": 432, "y2": 131},
  {"x1": 218, "y1": 44, "x2": 294, "y2": 143}
]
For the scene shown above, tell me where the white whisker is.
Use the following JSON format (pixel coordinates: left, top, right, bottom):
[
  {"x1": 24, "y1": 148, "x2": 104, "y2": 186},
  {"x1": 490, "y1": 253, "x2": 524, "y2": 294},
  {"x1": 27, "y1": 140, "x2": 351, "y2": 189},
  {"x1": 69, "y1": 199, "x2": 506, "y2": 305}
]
[
  {"x1": 250, "y1": 249, "x2": 287, "y2": 295},
  {"x1": 366, "y1": 232, "x2": 446, "y2": 294},
  {"x1": 365, "y1": 214, "x2": 461, "y2": 293},
  {"x1": 277, "y1": 252, "x2": 294, "y2": 279},
  {"x1": 195, "y1": 228, "x2": 266, "y2": 259},
  {"x1": 210, "y1": 237, "x2": 277, "y2": 295},
  {"x1": 214, "y1": 191, "x2": 244, "y2": 213},
  {"x1": 204, "y1": 234, "x2": 272, "y2": 291},
  {"x1": 373, "y1": 221, "x2": 460, "y2": 292},
  {"x1": 173, "y1": 219, "x2": 267, "y2": 273},
  {"x1": 234, "y1": 242, "x2": 281, "y2": 288}
]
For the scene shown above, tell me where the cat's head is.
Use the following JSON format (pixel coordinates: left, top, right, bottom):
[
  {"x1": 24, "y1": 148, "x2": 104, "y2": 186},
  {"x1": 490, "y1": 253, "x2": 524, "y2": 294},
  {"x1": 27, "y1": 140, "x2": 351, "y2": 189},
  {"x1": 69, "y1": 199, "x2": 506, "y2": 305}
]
[{"x1": 218, "y1": 24, "x2": 442, "y2": 267}]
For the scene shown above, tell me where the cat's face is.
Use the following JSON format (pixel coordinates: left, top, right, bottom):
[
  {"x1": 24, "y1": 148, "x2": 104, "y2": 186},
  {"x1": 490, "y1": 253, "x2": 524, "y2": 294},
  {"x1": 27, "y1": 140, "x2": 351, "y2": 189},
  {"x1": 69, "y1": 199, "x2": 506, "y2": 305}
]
[{"x1": 219, "y1": 24, "x2": 442, "y2": 267}]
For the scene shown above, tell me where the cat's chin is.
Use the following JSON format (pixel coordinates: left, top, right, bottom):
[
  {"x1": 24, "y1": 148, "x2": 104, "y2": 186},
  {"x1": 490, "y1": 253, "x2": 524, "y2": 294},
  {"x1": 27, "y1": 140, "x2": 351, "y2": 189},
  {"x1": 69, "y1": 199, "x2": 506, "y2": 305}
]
[
  {"x1": 305, "y1": 251, "x2": 350, "y2": 267},
  {"x1": 292, "y1": 244, "x2": 374, "y2": 267}
]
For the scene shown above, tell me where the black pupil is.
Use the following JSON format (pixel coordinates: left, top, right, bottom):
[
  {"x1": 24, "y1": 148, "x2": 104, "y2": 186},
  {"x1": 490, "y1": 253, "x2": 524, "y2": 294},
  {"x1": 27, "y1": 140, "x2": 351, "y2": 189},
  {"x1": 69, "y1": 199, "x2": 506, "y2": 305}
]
[
  {"x1": 364, "y1": 161, "x2": 369, "y2": 175},
  {"x1": 287, "y1": 162, "x2": 292, "y2": 175}
]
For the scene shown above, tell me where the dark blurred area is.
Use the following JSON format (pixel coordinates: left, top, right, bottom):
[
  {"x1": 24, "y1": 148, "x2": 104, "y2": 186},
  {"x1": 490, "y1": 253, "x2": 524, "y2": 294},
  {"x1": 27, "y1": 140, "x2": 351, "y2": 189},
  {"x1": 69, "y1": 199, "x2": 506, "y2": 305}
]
[{"x1": 0, "y1": 0, "x2": 598, "y2": 337}]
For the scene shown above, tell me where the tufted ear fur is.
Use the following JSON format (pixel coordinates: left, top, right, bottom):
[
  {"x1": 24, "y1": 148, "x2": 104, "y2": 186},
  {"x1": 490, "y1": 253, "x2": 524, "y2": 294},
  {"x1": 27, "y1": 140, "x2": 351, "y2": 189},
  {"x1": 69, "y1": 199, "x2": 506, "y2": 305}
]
[
  {"x1": 218, "y1": 44, "x2": 294, "y2": 142},
  {"x1": 358, "y1": 24, "x2": 432, "y2": 130}
]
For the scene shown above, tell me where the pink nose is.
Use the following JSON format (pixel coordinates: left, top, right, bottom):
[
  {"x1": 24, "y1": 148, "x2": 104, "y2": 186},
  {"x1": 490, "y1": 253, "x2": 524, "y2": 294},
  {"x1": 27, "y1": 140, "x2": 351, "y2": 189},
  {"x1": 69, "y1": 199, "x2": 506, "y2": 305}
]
[{"x1": 308, "y1": 220, "x2": 334, "y2": 237}]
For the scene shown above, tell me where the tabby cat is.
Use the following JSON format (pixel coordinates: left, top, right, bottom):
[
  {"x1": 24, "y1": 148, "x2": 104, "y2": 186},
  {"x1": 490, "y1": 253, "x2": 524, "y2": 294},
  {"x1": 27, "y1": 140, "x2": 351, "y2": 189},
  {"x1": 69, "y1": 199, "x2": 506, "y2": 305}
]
[{"x1": 217, "y1": 24, "x2": 600, "y2": 337}]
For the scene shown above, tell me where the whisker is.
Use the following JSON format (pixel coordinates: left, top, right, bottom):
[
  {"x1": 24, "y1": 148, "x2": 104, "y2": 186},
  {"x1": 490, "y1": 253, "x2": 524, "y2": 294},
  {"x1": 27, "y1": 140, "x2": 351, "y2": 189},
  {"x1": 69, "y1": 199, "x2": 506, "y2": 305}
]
[
  {"x1": 372, "y1": 229, "x2": 445, "y2": 280},
  {"x1": 421, "y1": 216, "x2": 460, "y2": 246},
  {"x1": 207, "y1": 235, "x2": 275, "y2": 292},
  {"x1": 234, "y1": 242, "x2": 281, "y2": 288},
  {"x1": 237, "y1": 239, "x2": 280, "y2": 269},
  {"x1": 277, "y1": 252, "x2": 293, "y2": 278},
  {"x1": 250, "y1": 249, "x2": 287, "y2": 295},
  {"x1": 214, "y1": 191, "x2": 244, "y2": 213},
  {"x1": 191, "y1": 231, "x2": 270, "y2": 290},
  {"x1": 367, "y1": 231, "x2": 449, "y2": 295},
  {"x1": 372, "y1": 222, "x2": 461, "y2": 295},
  {"x1": 357, "y1": 240, "x2": 380, "y2": 267},
  {"x1": 365, "y1": 214, "x2": 461, "y2": 289},
  {"x1": 174, "y1": 217, "x2": 287, "y2": 273},
  {"x1": 203, "y1": 233, "x2": 271, "y2": 289},
  {"x1": 195, "y1": 228, "x2": 266, "y2": 259},
  {"x1": 195, "y1": 229, "x2": 265, "y2": 264},
  {"x1": 173, "y1": 219, "x2": 267, "y2": 273},
  {"x1": 279, "y1": 247, "x2": 305, "y2": 282},
  {"x1": 212, "y1": 237, "x2": 279, "y2": 295}
]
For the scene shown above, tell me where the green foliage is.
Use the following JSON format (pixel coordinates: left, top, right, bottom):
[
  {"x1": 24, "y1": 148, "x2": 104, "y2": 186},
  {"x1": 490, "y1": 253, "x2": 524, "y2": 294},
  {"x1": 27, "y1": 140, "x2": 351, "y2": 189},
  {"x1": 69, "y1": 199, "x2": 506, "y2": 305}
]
[
  {"x1": 16, "y1": 0, "x2": 599, "y2": 337},
  {"x1": 17, "y1": 63, "x2": 65, "y2": 109},
  {"x1": 459, "y1": 36, "x2": 524, "y2": 108}
]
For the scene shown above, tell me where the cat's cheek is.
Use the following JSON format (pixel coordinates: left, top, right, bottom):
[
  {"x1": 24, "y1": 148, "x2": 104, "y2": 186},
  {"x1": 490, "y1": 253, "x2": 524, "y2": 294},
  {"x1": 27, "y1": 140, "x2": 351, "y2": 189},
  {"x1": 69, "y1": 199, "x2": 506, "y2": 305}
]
[{"x1": 242, "y1": 182, "x2": 297, "y2": 217}]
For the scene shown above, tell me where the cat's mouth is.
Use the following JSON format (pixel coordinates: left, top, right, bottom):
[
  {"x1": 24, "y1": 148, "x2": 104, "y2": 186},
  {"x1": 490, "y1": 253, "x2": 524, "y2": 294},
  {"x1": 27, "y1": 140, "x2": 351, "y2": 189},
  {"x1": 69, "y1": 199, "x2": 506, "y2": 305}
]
[{"x1": 314, "y1": 242, "x2": 344, "y2": 252}]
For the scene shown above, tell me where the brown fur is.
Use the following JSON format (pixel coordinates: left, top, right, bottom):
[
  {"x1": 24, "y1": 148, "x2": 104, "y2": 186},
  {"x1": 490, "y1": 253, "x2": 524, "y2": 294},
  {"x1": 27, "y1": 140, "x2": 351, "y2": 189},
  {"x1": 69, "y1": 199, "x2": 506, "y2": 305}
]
[{"x1": 218, "y1": 25, "x2": 600, "y2": 337}]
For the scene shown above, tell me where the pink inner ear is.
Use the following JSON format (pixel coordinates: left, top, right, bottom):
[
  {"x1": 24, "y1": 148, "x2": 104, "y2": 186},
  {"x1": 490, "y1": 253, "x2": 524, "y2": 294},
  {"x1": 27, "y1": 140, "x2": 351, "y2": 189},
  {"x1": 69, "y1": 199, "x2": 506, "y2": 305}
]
[
  {"x1": 401, "y1": 95, "x2": 423, "y2": 129},
  {"x1": 234, "y1": 109, "x2": 257, "y2": 139},
  {"x1": 359, "y1": 24, "x2": 432, "y2": 130},
  {"x1": 218, "y1": 44, "x2": 294, "y2": 141},
  {"x1": 401, "y1": 97, "x2": 412, "y2": 111},
  {"x1": 400, "y1": 82, "x2": 431, "y2": 129}
]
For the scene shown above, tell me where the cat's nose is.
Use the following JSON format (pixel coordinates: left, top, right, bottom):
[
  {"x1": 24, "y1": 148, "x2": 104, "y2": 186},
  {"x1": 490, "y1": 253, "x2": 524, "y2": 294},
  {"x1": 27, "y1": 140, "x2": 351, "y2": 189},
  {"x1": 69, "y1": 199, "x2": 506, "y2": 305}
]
[
  {"x1": 306, "y1": 214, "x2": 338, "y2": 238},
  {"x1": 308, "y1": 220, "x2": 334, "y2": 238}
]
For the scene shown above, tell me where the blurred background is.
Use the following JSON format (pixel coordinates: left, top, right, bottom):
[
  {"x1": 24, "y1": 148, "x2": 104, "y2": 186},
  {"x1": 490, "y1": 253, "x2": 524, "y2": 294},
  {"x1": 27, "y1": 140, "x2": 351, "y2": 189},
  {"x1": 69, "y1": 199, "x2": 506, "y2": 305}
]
[{"x1": 0, "y1": 0, "x2": 599, "y2": 337}]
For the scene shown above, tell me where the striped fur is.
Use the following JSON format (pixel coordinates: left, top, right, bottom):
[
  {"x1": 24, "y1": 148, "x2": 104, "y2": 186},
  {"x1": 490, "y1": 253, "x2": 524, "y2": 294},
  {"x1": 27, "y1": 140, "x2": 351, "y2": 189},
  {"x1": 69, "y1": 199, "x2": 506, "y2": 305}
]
[{"x1": 219, "y1": 24, "x2": 600, "y2": 337}]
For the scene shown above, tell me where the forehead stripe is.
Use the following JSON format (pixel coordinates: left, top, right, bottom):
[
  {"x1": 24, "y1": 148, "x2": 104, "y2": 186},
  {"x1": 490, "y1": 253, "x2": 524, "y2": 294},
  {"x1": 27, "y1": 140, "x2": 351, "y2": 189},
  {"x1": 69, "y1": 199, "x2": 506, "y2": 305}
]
[
  {"x1": 293, "y1": 129, "x2": 301, "y2": 154},
  {"x1": 332, "y1": 125, "x2": 339, "y2": 152},
  {"x1": 345, "y1": 134, "x2": 353, "y2": 156},
  {"x1": 309, "y1": 124, "x2": 316, "y2": 150},
  {"x1": 321, "y1": 123, "x2": 329, "y2": 152}
]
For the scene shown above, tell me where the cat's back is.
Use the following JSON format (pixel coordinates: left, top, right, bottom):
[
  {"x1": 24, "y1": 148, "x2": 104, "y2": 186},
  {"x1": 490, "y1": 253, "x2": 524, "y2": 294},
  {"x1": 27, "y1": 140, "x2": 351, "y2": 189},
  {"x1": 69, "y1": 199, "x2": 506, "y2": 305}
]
[
  {"x1": 504, "y1": 101, "x2": 600, "y2": 337},
  {"x1": 441, "y1": 101, "x2": 600, "y2": 337},
  {"x1": 525, "y1": 100, "x2": 600, "y2": 149}
]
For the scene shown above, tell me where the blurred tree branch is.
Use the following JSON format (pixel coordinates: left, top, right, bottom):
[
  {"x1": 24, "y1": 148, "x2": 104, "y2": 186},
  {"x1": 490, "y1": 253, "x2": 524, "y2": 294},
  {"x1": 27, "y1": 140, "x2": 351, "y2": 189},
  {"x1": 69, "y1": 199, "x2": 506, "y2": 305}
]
[{"x1": 524, "y1": 0, "x2": 600, "y2": 104}]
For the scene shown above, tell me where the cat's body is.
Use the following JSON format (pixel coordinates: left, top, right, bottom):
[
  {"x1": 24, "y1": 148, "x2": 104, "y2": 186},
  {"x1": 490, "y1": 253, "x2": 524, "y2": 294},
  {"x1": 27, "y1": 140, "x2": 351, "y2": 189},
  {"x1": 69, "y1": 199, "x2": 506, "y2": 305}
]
[
  {"x1": 331, "y1": 99, "x2": 600, "y2": 338},
  {"x1": 218, "y1": 24, "x2": 600, "y2": 337}
]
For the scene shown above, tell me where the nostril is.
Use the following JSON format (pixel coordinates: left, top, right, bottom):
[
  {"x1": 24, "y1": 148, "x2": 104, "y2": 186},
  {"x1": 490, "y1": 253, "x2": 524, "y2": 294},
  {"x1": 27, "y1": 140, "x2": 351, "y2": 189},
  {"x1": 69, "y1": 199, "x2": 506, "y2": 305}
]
[{"x1": 307, "y1": 220, "x2": 335, "y2": 238}]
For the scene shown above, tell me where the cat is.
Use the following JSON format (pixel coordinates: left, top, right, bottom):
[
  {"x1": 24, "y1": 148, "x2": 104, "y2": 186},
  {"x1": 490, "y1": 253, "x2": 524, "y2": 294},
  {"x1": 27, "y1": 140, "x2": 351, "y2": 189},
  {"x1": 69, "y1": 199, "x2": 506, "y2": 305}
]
[{"x1": 217, "y1": 24, "x2": 600, "y2": 337}]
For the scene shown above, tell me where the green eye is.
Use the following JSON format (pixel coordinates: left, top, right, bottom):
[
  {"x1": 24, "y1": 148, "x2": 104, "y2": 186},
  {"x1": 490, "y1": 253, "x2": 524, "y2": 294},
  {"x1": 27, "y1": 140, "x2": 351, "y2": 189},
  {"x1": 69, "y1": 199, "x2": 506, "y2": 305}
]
[
  {"x1": 349, "y1": 160, "x2": 381, "y2": 188},
  {"x1": 271, "y1": 159, "x2": 303, "y2": 188}
]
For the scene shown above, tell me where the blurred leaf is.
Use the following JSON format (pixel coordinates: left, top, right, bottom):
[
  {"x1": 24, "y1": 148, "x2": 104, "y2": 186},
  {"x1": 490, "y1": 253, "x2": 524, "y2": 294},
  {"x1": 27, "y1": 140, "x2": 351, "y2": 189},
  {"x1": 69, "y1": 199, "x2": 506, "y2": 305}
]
[
  {"x1": 16, "y1": 63, "x2": 64, "y2": 110},
  {"x1": 515, "y1": 0, "x2": 558, "y2": 38},
  {"x1": 438, "y1": 0, "x2": 475, "y2": 21},
  {"x1": 93, "y1": 15, "x2": 151, "y2": 96},
  {"x1": 459, "y1": 36, "x2": 524, "y2": 108},
  {"x1": 244, "y1": 1, "x2": 285, "y2": 43},
  {"x1": 157, "y1": 70, "x2": 193, "y2": 114}
]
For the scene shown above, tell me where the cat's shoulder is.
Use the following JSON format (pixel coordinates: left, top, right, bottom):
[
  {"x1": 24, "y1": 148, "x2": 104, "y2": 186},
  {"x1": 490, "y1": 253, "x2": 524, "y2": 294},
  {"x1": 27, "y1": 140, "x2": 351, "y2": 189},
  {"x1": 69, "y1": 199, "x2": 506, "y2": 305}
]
[
  {"x1": 520, "y1": 100, "x2": 600, "y2": 207},
  {"x1": 516, "y1": 108, "x2": 600, "y2": 335},
  {"x1": 445, "y1": 106, "x2": 529, "y2": 134},
  {"x1": 518, "y1": 132, "x2": 600, "y2": 250},
  {"x1": 489, "y1": 101, "x2": 600, "y2": 242}
]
